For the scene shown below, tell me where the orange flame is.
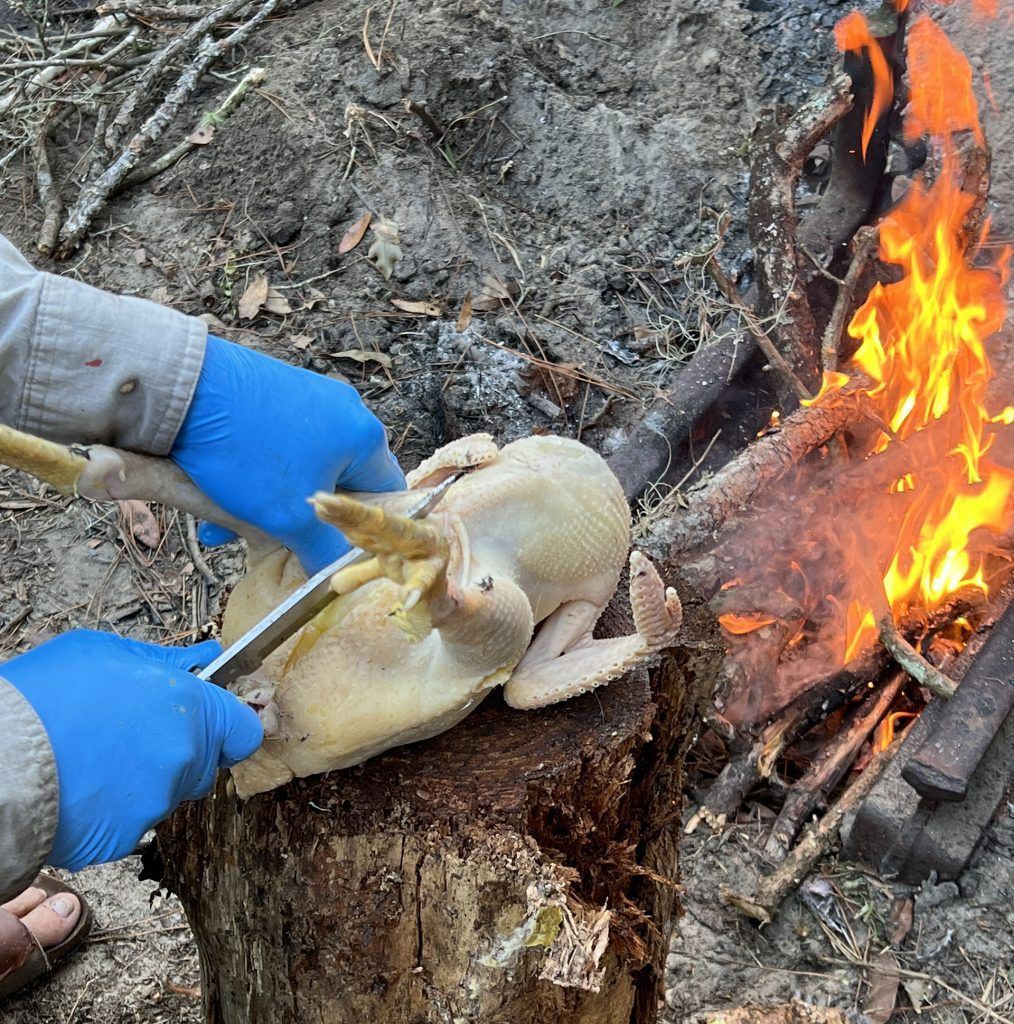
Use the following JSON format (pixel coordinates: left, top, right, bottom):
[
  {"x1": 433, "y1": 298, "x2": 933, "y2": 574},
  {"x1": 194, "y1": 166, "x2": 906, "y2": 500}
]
[
  {"x1": 718, "y1": 612, "x2": 779, "y2": 636},
  {"x1": 832, "y1": 9, "x2": 1014, "y2": 659},
  {"x1": 904, "y1": 16, "x2": 983, "y2": 145},
  {"x1": 835, "y1": 11, "x2": 894, "y2": 159}
]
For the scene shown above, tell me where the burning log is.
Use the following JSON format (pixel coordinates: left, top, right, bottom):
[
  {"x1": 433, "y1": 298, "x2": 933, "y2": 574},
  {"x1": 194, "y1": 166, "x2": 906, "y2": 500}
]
[{"x1": 647, "y1": 383, "x2": 868, "y2": 560}]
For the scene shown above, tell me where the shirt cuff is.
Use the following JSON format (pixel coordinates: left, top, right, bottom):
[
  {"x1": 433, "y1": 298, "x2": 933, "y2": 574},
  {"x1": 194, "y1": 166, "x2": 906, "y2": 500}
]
[{"x1": 0, "y1": 679, "x2": 58, "y2": 903}]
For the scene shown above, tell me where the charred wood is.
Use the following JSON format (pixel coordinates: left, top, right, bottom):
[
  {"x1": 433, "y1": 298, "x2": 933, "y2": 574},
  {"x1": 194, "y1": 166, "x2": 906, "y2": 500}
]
[
  {"x1": 747, "y1": 73, "x2": 853, "y2": 391},
  {"x1": 649, "y1": 382, "x2": 866, "y2": 559},
  {"x1": 762, "y1": 671, "x2": 906, "y2": 862},
  {"x1": 798, "y1": 4, "x2": 906, "y2": 267}
]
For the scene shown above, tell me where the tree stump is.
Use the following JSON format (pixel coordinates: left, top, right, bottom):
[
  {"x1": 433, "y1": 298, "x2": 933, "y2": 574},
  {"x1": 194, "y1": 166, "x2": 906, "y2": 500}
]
[{"x1": 158, "y1": 598, "x2": 719, "y2": 1024}]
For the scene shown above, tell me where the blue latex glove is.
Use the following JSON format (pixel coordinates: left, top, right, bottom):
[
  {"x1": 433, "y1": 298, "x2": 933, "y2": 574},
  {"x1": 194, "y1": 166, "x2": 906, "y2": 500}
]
[
  {"x1": 172, "y1": 335, "x2": 406, "y2": 574},
  {"x1": 2, "y1": 630, "x2": 262, "y2": 872}
]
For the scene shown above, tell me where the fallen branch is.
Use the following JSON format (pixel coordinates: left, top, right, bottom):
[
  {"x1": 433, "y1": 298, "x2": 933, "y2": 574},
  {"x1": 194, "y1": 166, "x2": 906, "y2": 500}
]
[
  {"x1": 32, "y1": 130, "x2": 61, "y2": 256},
  {"x1": 721, "y1": 734, "x2": 902, "y2": 925},
  {"x1": 762, "y1": 671, "x2": 905, "y2": 861},
  {"x1": 120, "y1": 65, "x2": 265, "y2": 190},
  {"x1": 747, "y1": 73, "x2": 854, "y2": 387},
  {"x1": 102, "y1": 0, "x2": 252, "y2": 153},
  {"x1": 820, "y1": 225, "x2": 878, "y2": 374},
  {"x1": 58, "y1": 0, "x2": 279, "y2": 255},
  {"x1": 705, "y1": 258, "x2": 811, "y2": 401}
]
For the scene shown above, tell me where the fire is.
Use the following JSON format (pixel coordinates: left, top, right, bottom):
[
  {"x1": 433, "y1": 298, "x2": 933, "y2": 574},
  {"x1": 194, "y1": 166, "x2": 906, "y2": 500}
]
[
  {"x1": 834, "y1": 5, "x2": 1014, "y2": 659},
  {"x1": 835, "y1": 11, "x2": 894, "y2": 159}
]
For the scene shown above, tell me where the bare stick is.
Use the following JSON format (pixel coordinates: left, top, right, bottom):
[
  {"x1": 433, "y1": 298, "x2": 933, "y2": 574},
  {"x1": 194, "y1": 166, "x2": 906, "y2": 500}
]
[
  {"x1": 762, "y1": 671, "x2": 905, "y2": 861},
  {"x1": 59, "y1": 0, "x2": 279, "y2": 255},
  {"x1": 102, "y1": 0, "x2": 252, "y2": 153},
  {"x1": 821, "y1": 225, "x2": 879, "y2": 374},
  {"x1": 97, "y1": 1, "x2": 219, "y2": 18},
  {"x1": 721, "y1": 736, "x2": 902, "y2": 925},
  {"x1": 706, "y1": 258, "x2": 811, "y2": 401},
  {"x1": 878, "y1": 614, "x2": 957, "y2": 698},
  {"x1": 120, "y1": 65, "x2": 264, "y2": 189},
  {"x1": 32, "y1": 129, "x2": 62, "y2": 256}
]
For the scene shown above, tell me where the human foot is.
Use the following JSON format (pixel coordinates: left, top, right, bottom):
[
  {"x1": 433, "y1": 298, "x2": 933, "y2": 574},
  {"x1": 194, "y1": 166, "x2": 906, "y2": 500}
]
[{"x1": 0, "y1": 875, "x2": 90, "y2": 1001}]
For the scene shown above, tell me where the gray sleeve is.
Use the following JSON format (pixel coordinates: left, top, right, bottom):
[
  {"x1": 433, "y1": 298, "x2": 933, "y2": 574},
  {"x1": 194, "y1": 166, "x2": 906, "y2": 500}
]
[
  {"x1": 0, "y1": 679, "x2": 58, "y2": 903},
  {"x1": 0, "y1": 233, "x2": 207, "y2": 455}
]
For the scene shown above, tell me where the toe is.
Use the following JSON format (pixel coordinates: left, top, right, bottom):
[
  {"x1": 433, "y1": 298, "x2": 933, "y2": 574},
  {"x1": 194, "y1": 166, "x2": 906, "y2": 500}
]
[
  {"x1": 0, "y1": 886, "x2": 46, "y2": 917},
  {"x1": 19, "y1": 893, "x2": 81, "y2": 949}
]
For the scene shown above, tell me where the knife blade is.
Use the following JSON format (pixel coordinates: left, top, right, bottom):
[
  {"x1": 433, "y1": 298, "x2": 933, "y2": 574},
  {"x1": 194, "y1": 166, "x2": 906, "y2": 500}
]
[{"x1": 198, "y1": 473, "x2": 460, "y2": 687}]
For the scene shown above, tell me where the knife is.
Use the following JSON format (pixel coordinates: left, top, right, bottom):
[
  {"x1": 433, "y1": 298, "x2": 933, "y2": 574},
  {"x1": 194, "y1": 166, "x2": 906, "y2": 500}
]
[{"x1": 198, "y1": 473, "x2": 460, "y2": 687}]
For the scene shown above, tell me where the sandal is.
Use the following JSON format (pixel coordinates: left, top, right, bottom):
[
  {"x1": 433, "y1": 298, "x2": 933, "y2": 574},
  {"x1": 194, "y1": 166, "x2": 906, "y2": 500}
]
[{"x1": 0, "y1": 873, "x2": 92, "y2": 1001}]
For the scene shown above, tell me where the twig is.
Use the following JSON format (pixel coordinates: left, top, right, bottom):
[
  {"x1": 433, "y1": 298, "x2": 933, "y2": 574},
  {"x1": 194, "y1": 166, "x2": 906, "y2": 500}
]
[
  {"x1": 375, "y1": 0, "x2": 396, "y2": 68},
  {"x1": 877, "y1": 613, "x2": 957, "y2": 698},
  {"x1": 721, "y1": 735, "x2": 902, "y2": 925},
  {"x1": 102, "y1": 0, "x2": 251, "y2": 153},
  {"x1": 821, "y1": 225, "x2": 879, "y2": 374},
  {"x1": 184, "y1": 513, "x2": 218, "y2": 585},
  {"x1": 59, "y1": 0, "x2": 279, "y2": 255},
  {"x1": 97, "y1": 1, "x2": 218, "y2": 18},
  {"x1": 0, "y1": 14, "x2": 123, "y2": 117},
  {"x1": 762, "y1": 671, "x2": 906, "y2": 861},
  {"x1": 705, "y1": 258, "x2": 812, "y2": 401},
  {"x1": 120, "y1": 65, "x2": 264, "y2": 189},
  {"x1": 32, "y1": 129, "x2": 62, "y2": 256}
]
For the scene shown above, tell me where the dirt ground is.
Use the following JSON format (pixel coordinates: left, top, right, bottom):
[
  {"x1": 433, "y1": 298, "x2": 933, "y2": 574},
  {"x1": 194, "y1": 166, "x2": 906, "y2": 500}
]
[{"x1": 0, "y1": 0, "x2": 1011, "y2": 1021}]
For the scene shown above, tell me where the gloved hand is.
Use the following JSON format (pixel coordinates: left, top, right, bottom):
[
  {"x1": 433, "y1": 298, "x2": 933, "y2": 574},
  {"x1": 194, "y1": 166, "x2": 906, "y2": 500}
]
[
  {"x1": 2, "y1": 630, "x2": 262, "y2": 872},
  {"x1": 172, "y1": 334, "x2": 406, "y2": 574}
]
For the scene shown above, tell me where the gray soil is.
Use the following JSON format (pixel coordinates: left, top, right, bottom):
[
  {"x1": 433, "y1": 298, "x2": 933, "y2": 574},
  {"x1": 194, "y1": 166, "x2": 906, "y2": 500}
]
[{"x1": 0, "y1": 0, "x2": 1011, "y2": 1021}]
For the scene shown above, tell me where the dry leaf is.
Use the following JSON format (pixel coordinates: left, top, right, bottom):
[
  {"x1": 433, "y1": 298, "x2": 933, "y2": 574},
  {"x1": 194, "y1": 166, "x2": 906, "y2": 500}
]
[
  {"x1": 187, "y1": 123, "x2": 216, "y2": 146},
  {"x1": 863, "y1": 949, "x2": 900, "y2": 1024},
  {"x1": 338, "y1": 212, "x2": 372, "y2": 254},
  {"x1": 118, "y1": 499, "x2": 161, "y2": 549},
  {"x1": 456, "y1": 290, "x2": 472, "y2": 332},
  {"x1": 291, "y1": 334, "x2": 313, "y2": 350},
  {"x1": 263, "y1": 286, "x2": 292, "y2": 315},
  {"x1": 888, "y1": 896, "x2": 914, "y2": 946},
  {"x1": 302, "y1": 286, "x2": 327, "y2": 310},
  {"x1": 198, "y1": 312, "x2": 229, "y2": 331},
  {"x1": 331, "y1": 348, "x2": 393, "y2": 368},
  {"x1": 471, "y1": 274, "x2": 513, "y2": 311},
  {"x1": 391, "y1": 298, "x2": 442, "y2": 316},
  {"x1": 367, "y1": 219, "x2": 402, "y2": 280},
  {"x1": 238, "y1": 274, "x2": 269, "y2": 320},
  {"x1": 902, "y1": 977, "x2": 933, "y2": 1013}
]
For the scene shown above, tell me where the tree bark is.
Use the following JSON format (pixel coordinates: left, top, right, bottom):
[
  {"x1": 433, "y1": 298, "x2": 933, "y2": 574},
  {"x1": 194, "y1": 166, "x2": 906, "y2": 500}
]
[{"x1": 158, "y1": 597, "x2": 720, "y2": 1024}]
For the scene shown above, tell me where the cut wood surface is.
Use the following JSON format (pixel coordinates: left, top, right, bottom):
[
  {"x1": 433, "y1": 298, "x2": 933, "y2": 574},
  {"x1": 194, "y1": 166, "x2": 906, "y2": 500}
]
[{"x1": 159, "y1": 599, "x2": 720, "y2": 1024}]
